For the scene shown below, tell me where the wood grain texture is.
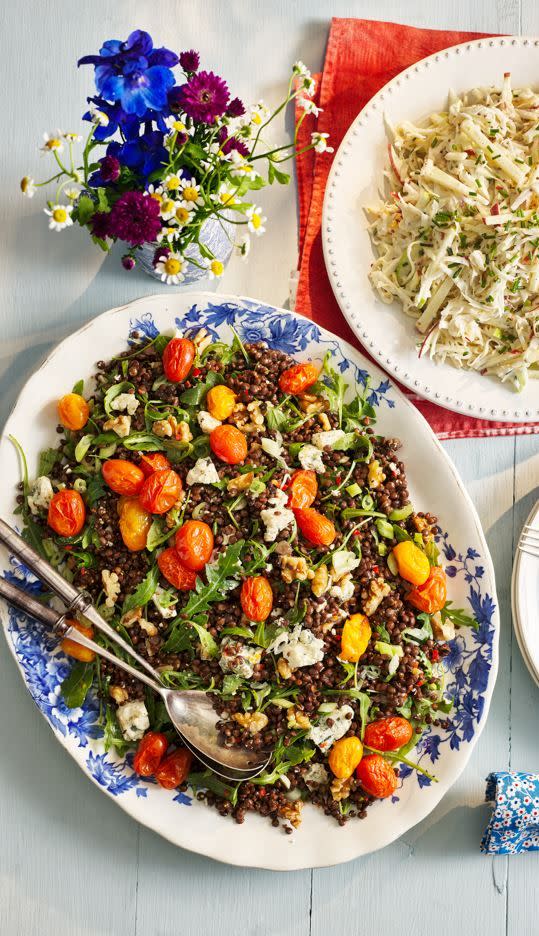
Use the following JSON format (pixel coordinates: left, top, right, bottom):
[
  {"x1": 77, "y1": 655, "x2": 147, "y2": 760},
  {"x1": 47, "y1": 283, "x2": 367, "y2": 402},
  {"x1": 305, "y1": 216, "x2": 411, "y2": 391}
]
[{"x1": 0, "y1": 2, "x2": 538, "y2": 935}]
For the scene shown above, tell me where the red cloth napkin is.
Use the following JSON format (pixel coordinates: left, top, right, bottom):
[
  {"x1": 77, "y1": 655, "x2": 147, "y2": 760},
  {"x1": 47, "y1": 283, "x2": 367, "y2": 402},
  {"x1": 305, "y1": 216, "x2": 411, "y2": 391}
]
[{"x1": 295, "y1": 17, "x2": 539, "y2": 440}]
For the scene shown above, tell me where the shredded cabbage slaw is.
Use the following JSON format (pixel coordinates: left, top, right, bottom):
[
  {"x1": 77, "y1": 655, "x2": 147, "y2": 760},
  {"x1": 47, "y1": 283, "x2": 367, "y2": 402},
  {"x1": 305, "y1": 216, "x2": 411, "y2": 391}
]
[{"x1": 368, "y1": 73, "x2": 539, "y2": 391}]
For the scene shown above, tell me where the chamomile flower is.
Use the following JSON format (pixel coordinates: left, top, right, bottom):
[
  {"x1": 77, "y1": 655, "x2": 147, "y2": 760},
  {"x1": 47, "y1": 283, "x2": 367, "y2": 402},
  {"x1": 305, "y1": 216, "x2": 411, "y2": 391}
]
[
  {"x1": 297, "y1": 97, "x2": 322, "y2": 117},
  {"x1": 162, "y1": 173, "x2": 183, "y2": 193},
  {"x1": 207, "y1": 259, "x2": 225, "y2": 279},
  {"x1": 175, "y1": 204, "x2": 192, "y2": 227},
  {"x1": 234, "y1": 233, "x2": 251, "y2": 259},
  {"x1": 64, "y1": 132, "x2": 82, "y2": 143},
  {"x1": 227, "y1": 150, "x2": 260, "y2": 180},
  {"x1": 164, "y1": 115, "x2": 194, "y2": 136},
  {"x1": 157, "y1": 226, "x2": 181, "y2": 244},
  {"x1": 292, "y1": 62, "x2": 316, "y2": 95},
  {"x1": 250, "y1": 102, "x2": 270, "y2": 126},
  {"x1": 292, "y1": 61, "x2": 311, "y2": 79},
  {"x1": 180, "y1": 177, "x2": 204, "y2": 207},
  {"x1": 44, "y1": 203, "x2": 73, "y2": 231},
  {"x1": 155, "y1": 251, "x2": 186, "y2": 285},
  {"x1": 212, "y1": 182, "x2": 239, "y2": 209},
  {"x1": 246, "y1": 205, "x2": 266, "y2": 236},
  {"x1": 64, "y1": 187, "x2": 80, "y2": 201},
  {"x1": 301, "y1": 76, "x2": 316, "y2": 95},
  {"x1": 311, "y1": 131, "x2": 333, "y2": 154},
  {"x1": 146, "y1": 183, "x2": 163, "y2": 204},
  {"x1": 41, "y1": 130, "x2": 64, "y2": 154},
  {"x1": 159, "y1": 196, "x2": 178, "y2": 221},
  {"x1": 20, "y1": 176, "x2": 36, "y2": 198},
  {"x1": 88, "y1": 102, "x2": 109, "y2": 127}
]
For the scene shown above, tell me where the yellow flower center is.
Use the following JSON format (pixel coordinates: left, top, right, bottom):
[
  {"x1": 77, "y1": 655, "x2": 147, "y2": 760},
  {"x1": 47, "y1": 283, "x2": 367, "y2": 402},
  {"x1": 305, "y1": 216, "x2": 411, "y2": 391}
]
[
  {"x1": 210, "y1": 260, "x2": 224, "y2": 277},
  {"x1": 164, "y1": 257, "x2": 182, "y2": 275},
  {"x1": 46, "y1": 138, "x2": 62, "y2": 150},
  {"x1": 150, "y1": 192, "x2": 162, "y2": 203},
  {"x1": 182, "y1": 186, "x2": 198, "y2": 202},
  {"x1": 251, "y1": 213, "x2": 261, "y2": 229},
  {"x1": 173, "y1": 121, "x2": 186, "y2": 133},
  {"x1": 20, "y1": 177, "x2": 31, "y2": 193},
  {"x1": 53, "y1": 208, "x2": 67, "y2": 222},
  {"x1": 251, "y1": 112, "x2": 262, "y2": 125},
  {"x1": 220, "y1": 191, "x2": 235, "y2": 205},
  {"x1": 176, "y1": 206, "x2": 190, "y2": 223},
  {"x1": 166, "y1": 176, "x2": 181, "y2": 190},
  {"x1": 161, "y1": 199, "x2": 176, "y2": 215}
]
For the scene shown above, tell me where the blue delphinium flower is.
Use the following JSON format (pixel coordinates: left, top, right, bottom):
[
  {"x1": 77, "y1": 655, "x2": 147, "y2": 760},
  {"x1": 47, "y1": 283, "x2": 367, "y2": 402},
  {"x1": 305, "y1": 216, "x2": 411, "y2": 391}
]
[
  {"x1": 107, "y1": 129, "x2": 168, "y2": 182},
  {"x1": 79, "y1": 30, "x2": 178, "y2": 117}
]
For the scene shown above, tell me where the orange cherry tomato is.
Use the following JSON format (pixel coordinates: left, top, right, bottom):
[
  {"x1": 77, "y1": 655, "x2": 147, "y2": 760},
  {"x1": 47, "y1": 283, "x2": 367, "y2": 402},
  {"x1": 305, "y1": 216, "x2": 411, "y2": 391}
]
[
  {"x1": 363, "y1": 716, "x2": 413, "y2": 752},
  {"x1": 155, "y1": 748, "x2": 193, "y2": 789},
  {"x1": 158, "y1": 547, "x2": 198, "y2": 591},
  {"x1": 47, "y1": 489, "x2": 86, "y2": 537},
  {"x1": 407, "y1": 566, "x2": 447, "y2": 614},
  {"x1": 328, "y1": 737, "x2": 364, "y2": 779},
  {"x1": 287, "y1": 469, "x2": 318, "y2": 509},
  {"x1": 278, "y1": 362, "x2": 319, "y2": 395},
  {"x1": 340, "y1": 613, "x2": 372, "y2": 662},
  {"x1": 119, "y1": 498, "x2": 153, "y2": 551},
  {"x1": 392, "y1": 541, "x2": 430, "y2": 586},
  {"x1": 209, "y1": 424, "x2": 248, "y2": 465},
  {"x1": 356, "y1": 754, "x2": 398, "y2": 799},
  {"x1": 240, "y1": 575, "x2": 273, "y2": 622},
  {"x1": 102, "y1": 458, "x2": 145, "y2": 496},
  {"x1": 139, "y1": 469, "x2": 183, "y2": 514},
  {"x1": 57, "y1": 393, "x2": 90, "y2": 431},
  {"x1": 139, "y1": 452, "x2": 172, "y2": 477},
  {"x1": 294, "y1": 507, "x2": 336, "y2": 547},
  {"x1": 133, "y1": 732, "x2": 169, "y2": 777},
  {"x1": 206, "y1": 385, "x2": 236, "y2": 421},
  {"x1": 162, "y1": 337, "x2": 196, "y2": 382},
  {"x1": 60, "y1": 619, "x2": 95, "y2": 663},
  {"x1": 175, "y1": 520, "x2": 214, "y2": 572}
]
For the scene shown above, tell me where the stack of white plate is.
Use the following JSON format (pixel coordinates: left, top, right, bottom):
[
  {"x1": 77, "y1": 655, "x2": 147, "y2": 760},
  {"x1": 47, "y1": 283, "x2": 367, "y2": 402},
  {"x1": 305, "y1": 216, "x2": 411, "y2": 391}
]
[{"x1": 512, "y1": 501, "x2": 539, "y2": 687}]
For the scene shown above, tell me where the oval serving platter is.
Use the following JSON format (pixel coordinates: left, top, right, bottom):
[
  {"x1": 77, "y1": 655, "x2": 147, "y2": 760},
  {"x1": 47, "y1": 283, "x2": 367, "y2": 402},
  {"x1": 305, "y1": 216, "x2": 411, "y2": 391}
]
[{"x1": 0, "y1": 292, "x2": 499, "y2": 869}]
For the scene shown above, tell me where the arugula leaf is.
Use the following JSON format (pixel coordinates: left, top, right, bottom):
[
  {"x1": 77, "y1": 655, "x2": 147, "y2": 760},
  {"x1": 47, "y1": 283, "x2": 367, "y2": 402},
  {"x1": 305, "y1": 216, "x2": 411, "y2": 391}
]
[
  {"x1": 103, "y1": 704, "x2": 131, "y2": 755},
  {"x1": 189, "y1": 619, "x2": 219, "y2": 659},
  {"x1": 316, "y1": 352, "x2": 348, "y2": 426},
  {"x1": 220, "y1": 625, "x2": 254, "y2": 640},
  {"x1": 38, "y1": 448, "x2": 60, "y2": 476},
  {"x1": 441, "y1": 602, "x2": 478, "y2": 630},
  {"x1": 60, "y1": 661, "x2": 94, "y2": 708},
  {"x1": 161, "y1": 618, "x2": 194, "y2": 655},
  {"x1": 220, "y1": 674, "x2": 245, "y2": 697},
  {"x1": 253, "y1": 736, "x2": 315, "y2": 785},
  {"x1": 72, "y1": 378, "x2": 85, "y2": 395},
  {"x1": 86, "y1": 473, "x2": 107, "y2": 507},
  {"x1": 342, "y1": 393, "x2": 377, "y2": 430},
  {"x1": 179, "y1": 540, "x2": 244, "y2": 620},
  {"x1": 146, "y1": 517, "x2": 178, "y2": 552},
  {"x1": 331, "y1": 432, "x2": 373, "y2": 463},
  {"x1": 402, "y1": 613, "x2": 433, "y2": 643},
  {"x1": 159, "y1": 669, "x2": 212, "y2": 691},
  {"x1": 252, "y1": 619, "x2": 285, "y2": 649},
  {"x1": 103, "y1": 381, "x2": 136, "y2": 417},
  {"x1": 121, "y1": 564, "x2": 159, "y2": 616},
  {"x1": 179, "y1": 370, "x2": 223, "y2": 406}
]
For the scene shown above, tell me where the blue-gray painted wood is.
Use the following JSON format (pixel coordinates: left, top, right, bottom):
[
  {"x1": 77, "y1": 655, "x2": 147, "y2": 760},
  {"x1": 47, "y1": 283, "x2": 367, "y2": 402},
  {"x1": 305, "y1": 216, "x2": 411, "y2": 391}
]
[{"x1": 0, "y1": 2, "x2": 538, "y2": 934}]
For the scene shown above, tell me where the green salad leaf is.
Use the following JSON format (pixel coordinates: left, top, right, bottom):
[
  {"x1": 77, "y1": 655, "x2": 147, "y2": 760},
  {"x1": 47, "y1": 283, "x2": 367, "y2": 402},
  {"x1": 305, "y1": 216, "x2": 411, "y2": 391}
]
[
  {"x1": 178, "y1": 540, "x2": 244, "y2": 621},
  {"x1": 38, "y1": 447, "x2": 60, "y2": 476},
  {"x1": 60, "y1": 661, "x2": 94, "y2": 708},
  {"x1": 121, "y1": 564, "x2": 159, "y2": 616},
  {"x1": 103, "y1": 381, "x2": 136, "y2": 417}
]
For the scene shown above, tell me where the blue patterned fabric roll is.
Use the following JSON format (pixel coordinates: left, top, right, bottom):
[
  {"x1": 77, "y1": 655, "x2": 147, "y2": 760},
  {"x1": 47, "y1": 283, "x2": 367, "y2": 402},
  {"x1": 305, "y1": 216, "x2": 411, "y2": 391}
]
[{"x1": 481, "y1": 772, "x2": 539, "y2": 854}]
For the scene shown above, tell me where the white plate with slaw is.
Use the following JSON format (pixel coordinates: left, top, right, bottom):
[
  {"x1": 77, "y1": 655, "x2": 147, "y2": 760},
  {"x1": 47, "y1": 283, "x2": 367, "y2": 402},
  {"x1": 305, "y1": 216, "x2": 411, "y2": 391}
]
[
  {"x1": 323, "y1": 36, "x2": 539, "y2": 422},
  {"x1": 512, "y1": 498, "x2": 539, "y2": 688}
]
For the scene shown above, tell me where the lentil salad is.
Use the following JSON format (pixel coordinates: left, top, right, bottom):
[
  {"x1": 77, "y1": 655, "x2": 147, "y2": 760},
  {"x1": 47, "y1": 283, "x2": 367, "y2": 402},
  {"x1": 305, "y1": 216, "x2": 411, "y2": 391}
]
[{"x1": 13, "y1": 326, "x2": 478, "y2": 832}]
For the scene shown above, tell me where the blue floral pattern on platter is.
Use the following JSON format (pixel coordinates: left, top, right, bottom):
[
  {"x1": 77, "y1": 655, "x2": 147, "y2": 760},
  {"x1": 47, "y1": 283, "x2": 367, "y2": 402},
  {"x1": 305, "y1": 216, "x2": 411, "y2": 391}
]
[{"x1": 3, "y1": 299, "x2": 495, "y2": 807}]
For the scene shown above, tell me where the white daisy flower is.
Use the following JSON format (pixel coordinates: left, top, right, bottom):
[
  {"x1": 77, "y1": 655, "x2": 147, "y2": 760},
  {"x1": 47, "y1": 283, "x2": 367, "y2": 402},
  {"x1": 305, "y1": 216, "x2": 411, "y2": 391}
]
[
  {"x1": 212, "y1": 182, "x2": 239, "y2": 209},
  {"x1": 227, "y1": 150, "x2": 260, "y2": 180},
  {"x1": 64, "y1": 132, "x2": 82, "y2": 143},
  {"x1": 88, "y1": 102, "x2": 109, "y2": 127},
  {"x1": 155, "y1": 252, "x2": 187, "y2": 285},
  {"x1": 234, "y1": 233, "x2": 251, "y2": 260},
  {"x1": 179, "y1": 177, "x2": 204, "y2": 207},
  {"x1": 246, "y1": 205, "x2": 266, "y2": 236},
  {"x1": 44, "y1": 203, "x2": 73, "y2": 231},
  {"x1": 164, "y1": 116, "x2": 195, "y2": 136},
  {"x1": 311, "y1": 131, "x2": 333, "y2": 154},
  {"x1": 157, "y1": 226, "x2": 181, "y2": 244},
  {"x1": 146, "y1": 183, "x2": 163, "y2": 205},
  {"x1": 250, "y1": 102, "x2": 270, "y2": 127},
  {"x1": 297, "y1": 97, "x2": 322, "y2": 117},
  {"x1": 302, "y1": 76, "x2": 316, "y2": 95},
  {"x1": 20, "y1": 176, "x2": 36, "y2": 198},
  {"x1": 159, "y1": 196, "x2": 178, "y2": 221},
  {"x1": 162, "y1": 173, "x2": 183, "y2": 193},
  {"x1": 41, "y1": 130, "x2": 64, "y2": 154},
  {"x1": 207, "y1": 259, "x2": 225, "y2": 279},
  {"x1": 293, "y1": 61, "x2": 311, "y2": 79},
  {"x1": 174, "y1": 204, "x2": 192, "y2": 227},
  {"x1": 64, "y1": 187, "x2": 80, "y2": 201}
]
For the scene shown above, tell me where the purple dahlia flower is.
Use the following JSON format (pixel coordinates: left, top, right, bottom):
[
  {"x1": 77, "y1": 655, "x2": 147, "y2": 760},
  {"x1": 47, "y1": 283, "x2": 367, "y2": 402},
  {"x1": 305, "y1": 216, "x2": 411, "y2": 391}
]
[
  {"x1": 108, "y1": 191, "x2": 161, "y2": 246},
  {"x1": 89, "y1": 154, "x2": 121, "y2": 188},
  {"x1": 121, "y1": 254, "x2": 136, "y2": 270},
  {"x1": 179, "y1": 49, "x2": 200, "y2": 73},
  {"x1": 179, "y1": 71, "x2": 229, "y2": 124},
  {"x1": 227, "y1": 97, "x2": 245, "y2": 118},
  {"x1": 90, "y1": 211, "x2": 112, "y2": 239},
  {"x1": 221, "y1": 136, "x2": 250, "y2": 157}
]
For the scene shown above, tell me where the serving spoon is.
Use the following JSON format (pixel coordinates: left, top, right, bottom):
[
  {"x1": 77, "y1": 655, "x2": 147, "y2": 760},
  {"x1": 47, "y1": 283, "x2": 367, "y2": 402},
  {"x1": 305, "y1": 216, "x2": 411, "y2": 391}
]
[{"x1": 0, "y1": 520, "x2": 270, "y2": 781}]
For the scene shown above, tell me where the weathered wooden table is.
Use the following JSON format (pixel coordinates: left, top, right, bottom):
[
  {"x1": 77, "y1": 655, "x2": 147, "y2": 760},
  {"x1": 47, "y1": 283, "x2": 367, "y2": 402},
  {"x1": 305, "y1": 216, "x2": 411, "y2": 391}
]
[{"x1": 1, "y1": 2, "x2": 538, "y2": 934}]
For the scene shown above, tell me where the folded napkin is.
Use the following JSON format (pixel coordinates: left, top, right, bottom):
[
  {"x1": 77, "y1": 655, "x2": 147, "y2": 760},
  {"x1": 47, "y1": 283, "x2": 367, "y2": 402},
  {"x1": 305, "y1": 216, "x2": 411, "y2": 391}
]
[
  {"x1": 295, "y1": 17, "x2": 539, "y2": 440},
  {"x1": 481, "y1": 772, "x2": 539, "y2": 854}
]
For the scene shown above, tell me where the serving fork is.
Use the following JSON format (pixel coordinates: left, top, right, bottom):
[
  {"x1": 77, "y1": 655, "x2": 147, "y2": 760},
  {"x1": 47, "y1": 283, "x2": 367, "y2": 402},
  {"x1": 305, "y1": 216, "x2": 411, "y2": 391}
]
[
  {"x1": 517, "y1": 524, "x2": 539, "y2": 560},
  {"x1": 0, "y1": 518, "x2": 270, "y2": 782}
]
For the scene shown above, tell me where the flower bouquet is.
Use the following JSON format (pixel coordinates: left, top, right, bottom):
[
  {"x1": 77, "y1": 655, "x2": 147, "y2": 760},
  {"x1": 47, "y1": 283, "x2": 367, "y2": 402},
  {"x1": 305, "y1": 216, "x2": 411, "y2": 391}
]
[{"x1": 21, "y1": 30, "x2": 331, "y2": 284}]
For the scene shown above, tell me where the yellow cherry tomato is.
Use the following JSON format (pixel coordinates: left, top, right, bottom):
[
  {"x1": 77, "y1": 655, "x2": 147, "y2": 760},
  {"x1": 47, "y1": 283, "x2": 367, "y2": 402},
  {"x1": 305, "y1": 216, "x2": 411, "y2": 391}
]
[
  {"x1": 340, "y1": 613, "x2": 372, "y2": 662},
  {"x1": 328, "y1": 736, "x2": 364, "y2": 779},
  {"x1": 392, "y1": 541, "x2": 430, "y2": 586},
  {"x1": 57, "y1": 393, "x2": 90, "y2": 431},
  {"x1": 206, "y1": 385, "x2": 237, "y2": 421}
]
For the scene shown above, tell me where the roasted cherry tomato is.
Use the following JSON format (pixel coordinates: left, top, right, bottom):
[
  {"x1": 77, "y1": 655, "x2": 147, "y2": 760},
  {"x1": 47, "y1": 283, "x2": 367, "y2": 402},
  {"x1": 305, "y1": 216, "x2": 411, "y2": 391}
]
[
  {"x1": 102, "y1": 458, "x2": 145, "y2": 496},
  {"x1": 162, "y1": 337, "x2": 195, "y2": 383},
  {"x1": 209, "y1": 424, "x2": 248, "y2": 465},
  {"x1": 139, "y1": 468, "x2": 183, "y2": 515},
  {"x1": 278, "y1": 362, "x2": 319, "y2": 395},
  {"x1": 287, "y1": 469, "x2": 318, "y2": 509},
  {"x1": 60, "y1": 619, "x2": 95, "y2": 662},
  {"x1": 155, "y1": 747, "x2": 193, "y2": 789},
  {"x1": 294, "y1": 507, "x2": 336, "y2": 546},
  {"x1": 206, "y1": 385, "x2": 237, "y2": 421},
  {"x1": 157, "y1": 547, "x2": 197, "y2": 591},
  {"x1": 57, "y1": 393, "x2": 90, "y2": 431},
  {"x1": 340, "y1": 613, "x2": 372, "y2": 662},
  {"x1": 328, "y1": 737, "x2": 364, "y2": 779},
  {"x1": 139, "y1": 452, "x2": 172, "y2": 477},
  {"x1": 407, "y1": 565, "x2": 447, "y2": 613},
  {"x1": 356, "y1": 754, "x2": 398, "y2": 799},
  {"x1": 240, "y1": 575, "x2": 273, "y2": 622},
  {"x1": 363, "y1": 716, "x2": 413, "y2": 752},
  {"x1": 119, "y1": 498, "x2": 153, "y2": 551},
  {"x1": 175, "y1": 520, "x2": 214, "y2": 571},
  {"x1": 133, "y1": 731, "x2": 169, "y2": 777},
  {"x1": 392, "y1": 541, "x2": 430, "y2": 586},
  {"x1": 47, "y1": 489, "x2": 86, "y2": 537}
]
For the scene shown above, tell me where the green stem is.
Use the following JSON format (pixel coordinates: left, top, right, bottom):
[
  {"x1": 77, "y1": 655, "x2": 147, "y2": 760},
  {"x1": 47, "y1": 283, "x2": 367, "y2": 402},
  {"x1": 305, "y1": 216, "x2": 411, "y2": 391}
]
[
  {"x1": 364, "y1": 745, "x2": 438, "y2": 782},
  {"x1": 250, "y1": 75, "x2": 297, "y2": 155}
]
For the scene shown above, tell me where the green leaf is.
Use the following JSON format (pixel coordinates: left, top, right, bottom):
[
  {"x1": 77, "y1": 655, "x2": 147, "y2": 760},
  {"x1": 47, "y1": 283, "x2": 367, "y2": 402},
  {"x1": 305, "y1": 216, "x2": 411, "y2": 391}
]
[
  {"x1": 10, "y1": 435, "x2": 29, "y2": 496},
  {"x1": 402, "y1": 613, "x2": 433, "y2": 643},
  {"x1": 60, "y1": 661, "x2": 94, "y2": 708},
  {"x1": 121, "y1": 564, "x2": 159, "y2": 616},
  {"x1": 252, "y1": 619, "x2": 285, "y2": 649},
  {"x1": 103, "y1": 381, "x2": 136, "y2": 417},
  {"x1": 75, "y1": 434, "x2": 94, "y2": 463},
  {"x1": 146, "y1": 518, "x2": 176, "y2": 552},
  {"x1": 179, "y1": 540, "x2": 244, "y2": 621},
  {"x1": 331, "y1": 433, "x2": 373, "y2": 462},
  {"x1": 38, "y1": 447, "x2": 60, "y2": 476},
  {"x1": 72, "y1": 378, "x2": 84, "y2": 395},
  {"x1": 103, "y1": 704, "x2": 131, "y2": 755},
  {"x1": 441, "y1": 602, "x2": 478, "y2": 630},
  {"x1": 179, "y1": 370, "x2": 223, "y2": 406},
  {"x1": 76, "y1": 195, "x2": 95, "y2": 226},
  {"x1": 96, "y1": 187, "x2": 109, "y2": 212},
  {"x1": 220, "y1": 674, "x2": 245, "y2": 697},
  {"x1": 86, "y1": 474, "x2": 107, "y2": 507},
  {"x1": 189, "y1": 620, "x2": 219, "y2": 658},
  {"x1": 272, "y1": 165, "x2": 290, "y2": 185}
]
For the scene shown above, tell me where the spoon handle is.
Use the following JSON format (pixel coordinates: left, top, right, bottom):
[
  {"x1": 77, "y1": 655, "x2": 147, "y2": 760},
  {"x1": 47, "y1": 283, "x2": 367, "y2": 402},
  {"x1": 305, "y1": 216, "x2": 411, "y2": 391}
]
[{"x1": 60, "y1": 623, "x2": 163, "y2": 694}]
